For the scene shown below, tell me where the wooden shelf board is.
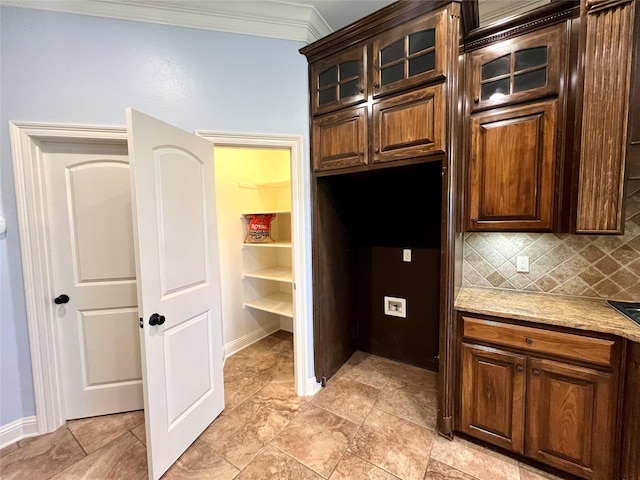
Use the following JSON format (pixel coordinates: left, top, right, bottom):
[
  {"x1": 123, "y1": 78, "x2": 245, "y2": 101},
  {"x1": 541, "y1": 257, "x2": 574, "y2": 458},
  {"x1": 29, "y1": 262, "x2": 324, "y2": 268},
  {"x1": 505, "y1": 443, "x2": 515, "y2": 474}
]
[
  {"x1": 242, "y1": 242, "x2": 292, "y2": 249},
  {"x1": 257, "y1": 179, "x2": 290, "y2": 188},
  {"x1": 243, "y1": 267, "x2": 293, "y2": 283},
  {"x1": 241, "y1": 210, "x2": 291, "y2": 216},
  {"x1": 244, "y1": 292, "x2": 293, "y2": 317},
  {"x1": 238, "y1": 179, "x2": 291, "y2": 189}
]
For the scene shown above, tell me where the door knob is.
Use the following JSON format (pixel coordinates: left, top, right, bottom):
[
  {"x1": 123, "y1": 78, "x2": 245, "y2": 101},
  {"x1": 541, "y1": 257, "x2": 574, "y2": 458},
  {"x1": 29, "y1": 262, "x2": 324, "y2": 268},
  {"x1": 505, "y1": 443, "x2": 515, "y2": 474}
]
[
  {"x1": 54, "y1": 294, "x2": 70, "y2": 305},
  {"x1": 149, "y1": 313, "x2": 166, "y2": 326}
]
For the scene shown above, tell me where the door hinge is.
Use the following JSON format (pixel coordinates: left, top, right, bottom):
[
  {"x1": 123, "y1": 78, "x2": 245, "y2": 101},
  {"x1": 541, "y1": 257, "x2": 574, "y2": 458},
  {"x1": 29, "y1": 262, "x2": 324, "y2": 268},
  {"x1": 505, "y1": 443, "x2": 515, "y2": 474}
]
[{"x1": 139, "y1": 317, "x2": 144, "y2": 329}]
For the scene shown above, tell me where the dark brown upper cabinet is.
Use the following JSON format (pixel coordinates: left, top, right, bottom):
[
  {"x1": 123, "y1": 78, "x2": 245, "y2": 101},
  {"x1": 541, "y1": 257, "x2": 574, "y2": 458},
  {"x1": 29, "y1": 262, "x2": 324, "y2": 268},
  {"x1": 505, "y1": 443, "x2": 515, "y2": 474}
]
[
  {"x1": 312, "y1": 106, "x2": 368, "y2": 171},
  {"x1": 306, "y1": 3, "x2": 456, "y2": 174},
  {"x1": 467, "y1": 99, "x2": 558, "y2": 231},
  {"x1": 575, "y1": 0, "x2": 637, "y2": 234},
  {"x1": 372, "y1": 10, "x2": 448, "y2": 98},
  {"x1": 372, "y1": 84, "x2": 444, "y2": 164},
  {"x1": 467, "y1": 24, "x2": 565, "y2": 112},
  {"x1": 311, "y1": 46, "x2": 367, "y2": 116}
]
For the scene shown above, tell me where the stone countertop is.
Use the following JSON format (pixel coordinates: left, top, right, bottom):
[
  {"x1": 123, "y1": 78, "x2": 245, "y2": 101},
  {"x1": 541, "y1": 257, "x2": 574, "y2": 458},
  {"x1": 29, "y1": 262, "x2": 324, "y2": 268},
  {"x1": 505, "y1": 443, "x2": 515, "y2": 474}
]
[{"x1": 455, "y1": 287, "x2": 640, "y2": 343}]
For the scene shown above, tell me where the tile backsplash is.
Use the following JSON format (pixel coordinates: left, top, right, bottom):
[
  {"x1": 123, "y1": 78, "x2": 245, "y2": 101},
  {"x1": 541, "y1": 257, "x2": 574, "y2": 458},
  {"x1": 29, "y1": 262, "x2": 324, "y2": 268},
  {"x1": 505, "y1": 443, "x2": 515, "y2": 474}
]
[{"x1": 463, "y1": 184, "x2": 640, "y2": 301}]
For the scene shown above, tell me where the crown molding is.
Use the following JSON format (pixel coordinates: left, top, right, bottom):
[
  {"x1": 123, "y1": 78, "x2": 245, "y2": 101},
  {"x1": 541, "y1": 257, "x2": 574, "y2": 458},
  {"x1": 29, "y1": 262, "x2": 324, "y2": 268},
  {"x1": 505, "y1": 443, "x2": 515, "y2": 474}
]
[
  {"x1": 479, "y1": 0, "x2": 551, "y2": 27},
  {"x1": 0, "y1": 0, "x2": 333, "y2": 43}
]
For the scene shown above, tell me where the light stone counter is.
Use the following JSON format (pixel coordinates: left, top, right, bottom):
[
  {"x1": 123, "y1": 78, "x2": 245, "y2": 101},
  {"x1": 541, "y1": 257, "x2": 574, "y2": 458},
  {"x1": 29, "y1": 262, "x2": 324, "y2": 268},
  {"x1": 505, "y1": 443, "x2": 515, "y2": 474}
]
[{"x1": 455, "y1": 287, "x2": 640, "y2": 343}]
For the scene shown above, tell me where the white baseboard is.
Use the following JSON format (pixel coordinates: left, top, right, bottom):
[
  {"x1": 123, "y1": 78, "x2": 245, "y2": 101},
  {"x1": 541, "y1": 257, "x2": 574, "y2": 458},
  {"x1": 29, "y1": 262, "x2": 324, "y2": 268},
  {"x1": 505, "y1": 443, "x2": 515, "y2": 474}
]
[
  {"x1": 0, "y1": 416, "x2": 38, "y2": 450},
  {"x1": 304, "y1": 376, "x2": 322, "y2": 396},
  {"x1": 280, "y1": 316, "x2": 293, "y2": 333},
  {"x1": 224, "y1": 319, "x2": 281, "y2": 358}
]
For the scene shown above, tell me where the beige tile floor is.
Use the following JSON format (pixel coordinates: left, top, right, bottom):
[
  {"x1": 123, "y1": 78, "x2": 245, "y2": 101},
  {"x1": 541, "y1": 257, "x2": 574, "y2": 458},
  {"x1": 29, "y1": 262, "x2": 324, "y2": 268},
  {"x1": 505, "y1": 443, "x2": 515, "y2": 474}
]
[{"x1": 0, "y1": 331, "x2": 565, "y2": 479}]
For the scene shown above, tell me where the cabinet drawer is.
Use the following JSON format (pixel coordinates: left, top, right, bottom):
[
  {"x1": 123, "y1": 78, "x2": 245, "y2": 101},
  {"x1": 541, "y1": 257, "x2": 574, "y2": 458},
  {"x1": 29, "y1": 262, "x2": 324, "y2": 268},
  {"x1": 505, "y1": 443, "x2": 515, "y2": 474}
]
[{"x1": 462, "y1": 316, "x2": 615, "y2": 367}]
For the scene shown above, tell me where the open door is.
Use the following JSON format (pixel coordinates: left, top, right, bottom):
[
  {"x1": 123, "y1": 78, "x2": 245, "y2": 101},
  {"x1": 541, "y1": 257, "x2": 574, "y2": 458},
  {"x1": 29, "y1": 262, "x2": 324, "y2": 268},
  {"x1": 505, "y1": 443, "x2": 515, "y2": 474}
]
[{"x1": 127, "y1": 109, "x2": 224, "y2": 480}]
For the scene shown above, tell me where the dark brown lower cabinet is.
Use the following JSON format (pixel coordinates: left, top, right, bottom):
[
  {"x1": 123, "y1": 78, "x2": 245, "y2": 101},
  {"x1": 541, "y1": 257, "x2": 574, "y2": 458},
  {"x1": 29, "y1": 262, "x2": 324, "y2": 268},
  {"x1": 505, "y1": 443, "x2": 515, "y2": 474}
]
[
  {"x1": 460, "y1": 343, "x2": 526, "y2": 453},
  {"x1": 526, "y1": 358, "x2": 615, "y2": 480},
  {"x1": 458, "y1": 314, "x2": 619, "y2": 480},
  {"x1": 622, "y1": 342, "x2": 640, "y2": 480}
]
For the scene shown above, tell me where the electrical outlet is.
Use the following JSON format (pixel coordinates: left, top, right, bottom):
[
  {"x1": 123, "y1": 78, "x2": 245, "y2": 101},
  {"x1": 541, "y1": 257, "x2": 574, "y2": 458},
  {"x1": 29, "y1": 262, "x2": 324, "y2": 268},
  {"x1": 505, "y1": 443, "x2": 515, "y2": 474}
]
[
  {"x1": 516, "y1": 255, "x2": 530, "y2": 273},
  {"x1": 403, "y1": 249, "x2": 411, "y2": 262},
  {"x1": 384, "y1": 296, "x2": 406, "y2": 318}
]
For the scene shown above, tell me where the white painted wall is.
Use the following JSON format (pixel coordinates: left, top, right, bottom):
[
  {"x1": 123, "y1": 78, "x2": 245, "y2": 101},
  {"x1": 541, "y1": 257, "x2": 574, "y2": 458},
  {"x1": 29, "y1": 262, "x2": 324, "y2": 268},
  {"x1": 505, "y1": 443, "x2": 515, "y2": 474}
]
[{"x1": 0, "y1": 5, "x2": 311, "y2": 429}]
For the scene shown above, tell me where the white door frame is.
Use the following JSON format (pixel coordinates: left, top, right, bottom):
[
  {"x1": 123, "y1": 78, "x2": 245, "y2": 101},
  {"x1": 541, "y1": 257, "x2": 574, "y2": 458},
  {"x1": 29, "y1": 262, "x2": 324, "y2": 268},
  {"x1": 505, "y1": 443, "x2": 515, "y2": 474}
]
[
  {"x1": 196, "y1": 130, "x2": 318, "y2": 397},
  {"x1": 9, "y1": 122, "x2": 319, "y2": 435},
  {"x1": 9, "y1": 122, "x2": 130, "y2": 434}
]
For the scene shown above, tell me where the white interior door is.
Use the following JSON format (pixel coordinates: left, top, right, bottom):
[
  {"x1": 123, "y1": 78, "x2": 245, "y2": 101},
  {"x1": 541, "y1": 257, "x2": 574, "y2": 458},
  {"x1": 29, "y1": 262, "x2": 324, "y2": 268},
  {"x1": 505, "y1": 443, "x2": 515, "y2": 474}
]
[
  {"x1": 44, "y1": 141, "x2": 143, "y2": 419},
  {"x1": 126, "y1": 109, "x2": 225, "y2": 480}
]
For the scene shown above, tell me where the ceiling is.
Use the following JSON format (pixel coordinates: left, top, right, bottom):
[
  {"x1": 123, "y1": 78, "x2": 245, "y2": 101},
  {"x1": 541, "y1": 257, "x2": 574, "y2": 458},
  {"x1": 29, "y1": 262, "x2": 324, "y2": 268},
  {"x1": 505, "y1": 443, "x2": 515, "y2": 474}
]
[
  {"x1": 284, "y1": 0, "x2": 551, "y2": 31},
  {"x1": 0, "y1": 0, "x2": 552, "y2": 42}
]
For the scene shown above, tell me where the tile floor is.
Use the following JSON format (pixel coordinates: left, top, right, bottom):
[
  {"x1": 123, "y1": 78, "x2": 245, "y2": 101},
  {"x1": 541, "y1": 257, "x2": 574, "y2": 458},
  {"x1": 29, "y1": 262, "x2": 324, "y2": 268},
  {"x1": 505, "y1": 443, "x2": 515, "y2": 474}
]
[{"x1": 0, "y1": 331, "x2": 565, "y2": 479}]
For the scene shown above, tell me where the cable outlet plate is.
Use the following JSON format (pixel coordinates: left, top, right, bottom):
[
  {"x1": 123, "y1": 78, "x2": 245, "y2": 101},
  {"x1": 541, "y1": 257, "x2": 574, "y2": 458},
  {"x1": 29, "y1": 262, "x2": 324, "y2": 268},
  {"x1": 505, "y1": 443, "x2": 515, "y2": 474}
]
[{"x1": 384, "y1": 296, "x2": 406, "y2": 318}]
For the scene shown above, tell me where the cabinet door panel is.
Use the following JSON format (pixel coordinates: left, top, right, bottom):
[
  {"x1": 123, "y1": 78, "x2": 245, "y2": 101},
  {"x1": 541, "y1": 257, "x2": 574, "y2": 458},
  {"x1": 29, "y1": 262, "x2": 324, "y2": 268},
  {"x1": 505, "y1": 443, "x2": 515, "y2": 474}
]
[
  {"x1": 460, "y1": 343, "x2": 526, "y2": 453},
  {"x1": 311, "y1": 46, "x2": 367, "y2": 116},
  {"x1": 468, "y1": 99, "x2": 557, "y2": 231},
  {"x1": 372, "y1": 9, "x2": 447, "y2": 98},
  {"x1": 372, "y1": 84, "x2": 444, "y2": 163},
  {"x1": 312, "y1": 106, "x2": 367, "y2": 172},
  {"x1": 467, "y1": 24, "x2": 565, "y2": 111},
  {"x1": 576, "y1": 0, "x2": 635, "y2": 233},
  {"x1": 526, "y1": 358, "x2": 615, "y2": 480}
]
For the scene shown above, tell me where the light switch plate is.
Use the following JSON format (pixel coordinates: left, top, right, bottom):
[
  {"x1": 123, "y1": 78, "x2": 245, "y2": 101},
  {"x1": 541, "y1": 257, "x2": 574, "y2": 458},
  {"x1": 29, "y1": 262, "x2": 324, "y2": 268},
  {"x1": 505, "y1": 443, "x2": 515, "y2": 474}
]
[{"x1": 403, "y1": 249, "x2": 411, "y2": 262}]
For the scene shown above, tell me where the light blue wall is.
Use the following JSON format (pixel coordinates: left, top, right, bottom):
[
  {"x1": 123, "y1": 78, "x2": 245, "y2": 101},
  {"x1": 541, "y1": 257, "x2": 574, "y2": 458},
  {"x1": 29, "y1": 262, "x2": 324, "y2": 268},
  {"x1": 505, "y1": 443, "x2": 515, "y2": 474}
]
[{"x1": 0, "y1": 5, "x2": 310, "y2": 427}]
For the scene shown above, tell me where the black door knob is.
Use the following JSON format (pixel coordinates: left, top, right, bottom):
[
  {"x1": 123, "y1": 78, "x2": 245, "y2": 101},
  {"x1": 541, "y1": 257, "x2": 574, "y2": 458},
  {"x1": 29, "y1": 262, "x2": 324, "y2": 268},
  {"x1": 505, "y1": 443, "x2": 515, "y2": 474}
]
[
  {"x1": 54, "y1": 294, "x2": 70, "y2": 305},
  {"x1": 149, "y1": 313, "x2": 166, "y2": 326}
]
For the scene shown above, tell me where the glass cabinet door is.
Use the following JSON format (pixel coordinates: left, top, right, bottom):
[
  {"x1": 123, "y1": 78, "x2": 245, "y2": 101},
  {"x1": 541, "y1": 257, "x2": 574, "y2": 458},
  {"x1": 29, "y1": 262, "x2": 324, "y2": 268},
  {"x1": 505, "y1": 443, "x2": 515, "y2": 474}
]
[
  {"x1": 372, "y1": 9, "x2": 447, "y2": 98},
  {"x1": 311, "y1": 46, "x2": 367, "y2": 116},
  {"x1": 468, "y1": 24, "x2": 565, "y2": 111}
]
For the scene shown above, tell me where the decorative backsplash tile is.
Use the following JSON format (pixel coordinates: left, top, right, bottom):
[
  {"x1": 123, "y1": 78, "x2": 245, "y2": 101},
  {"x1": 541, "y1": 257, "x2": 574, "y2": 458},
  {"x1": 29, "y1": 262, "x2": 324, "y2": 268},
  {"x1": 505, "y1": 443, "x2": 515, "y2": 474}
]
[{"x1": 463, "y1": 184, "x2": 640, "y2": 301}]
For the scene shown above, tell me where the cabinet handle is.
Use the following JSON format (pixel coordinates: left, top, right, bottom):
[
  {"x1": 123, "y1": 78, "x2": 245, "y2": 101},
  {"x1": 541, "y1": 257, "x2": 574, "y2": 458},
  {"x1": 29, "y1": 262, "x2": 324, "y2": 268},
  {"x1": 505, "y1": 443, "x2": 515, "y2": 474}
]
[
  {"x1": 516, "y1": 365, "x2": 523, "y2": 373},
  {"x1": 359, "y1": 87, "x2": 365, "y2": 93},
  {"x1": 532, "y1": 370, "x2": 540, "y2": 376},
  {"x1": 473, "y1": 97, "x2": 479, "y2": 104},
  {"x1": 374, "y1": 82, "x2": 380, "y2": 88},
  {"x1": 525, "y1": 338, "x2": 533, "y2": 345}
]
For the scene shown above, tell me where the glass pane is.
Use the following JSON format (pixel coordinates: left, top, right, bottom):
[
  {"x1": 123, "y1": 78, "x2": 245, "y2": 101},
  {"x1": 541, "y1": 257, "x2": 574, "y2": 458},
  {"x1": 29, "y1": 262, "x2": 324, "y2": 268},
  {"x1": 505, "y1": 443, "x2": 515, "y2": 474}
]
[
  {"x1": 380, "y1": 39, "x2": 404, "y2": 66},
  {"x1": 340, "y1": 79, "x2": 360, "y2": 99},
  {"x1": 318, "y1": 67, "x2": 337, "y2": 88},
  {"x1": 514, "y1": 68, "x2": 547, "y2": 93},
  {"x1": 319, "y1": 87, "x2": 336, "y2": 105},
  {"x1": 409, "y1": 51, "x2": 435, "y2": 77},
  {"x1": 515, "y1": 47, "x2": 547, "y2": 72},
  {"x1": 381, "y1": 63, "x2": 404, "y2": 86},
  {"x1": 409, "y1": 29, "x2": 435, "y2": 55},
  {"x1": 481, "y1": 78, "x2": 510, "y2": 100},
  {"x1": 340, "y1": 61, "x2": 359, "y2": 80},
  {"x1": 481, "y1": 54, "x2": 510, "y2": 81}
]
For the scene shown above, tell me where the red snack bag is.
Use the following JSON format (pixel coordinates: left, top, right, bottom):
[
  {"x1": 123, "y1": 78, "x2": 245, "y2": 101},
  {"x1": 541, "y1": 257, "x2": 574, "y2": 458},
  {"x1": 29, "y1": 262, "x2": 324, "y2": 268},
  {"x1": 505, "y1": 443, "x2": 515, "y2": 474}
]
[{"x1": 244, "y1": 214, "x2": 276, "y2": 243}]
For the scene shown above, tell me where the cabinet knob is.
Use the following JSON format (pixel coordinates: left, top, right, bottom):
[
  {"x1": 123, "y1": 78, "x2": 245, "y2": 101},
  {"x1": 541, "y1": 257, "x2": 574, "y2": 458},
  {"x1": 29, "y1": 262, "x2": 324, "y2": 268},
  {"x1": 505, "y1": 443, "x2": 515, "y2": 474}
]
[
  {"x1": 525, "y1": 338, "x2": 533, "y2": 345},
  {"x1": 359, "y1": 87, "x2": 365, "y2": 93},
  {"x1": 374, "y1": 147, "x2": 380, "y2": 154},
  {"x1": 374, "y1": 82, "x2": 380, "y2": 88},
  {"x1": 532, "y1": 370, "x2": 540, "y2": 376},
  {"x1": 473, "y1": 97, "x2": 479, "y2": 104},
  {"x1": 516, "y1": 365, "x2": 523, "y2": 372}
]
